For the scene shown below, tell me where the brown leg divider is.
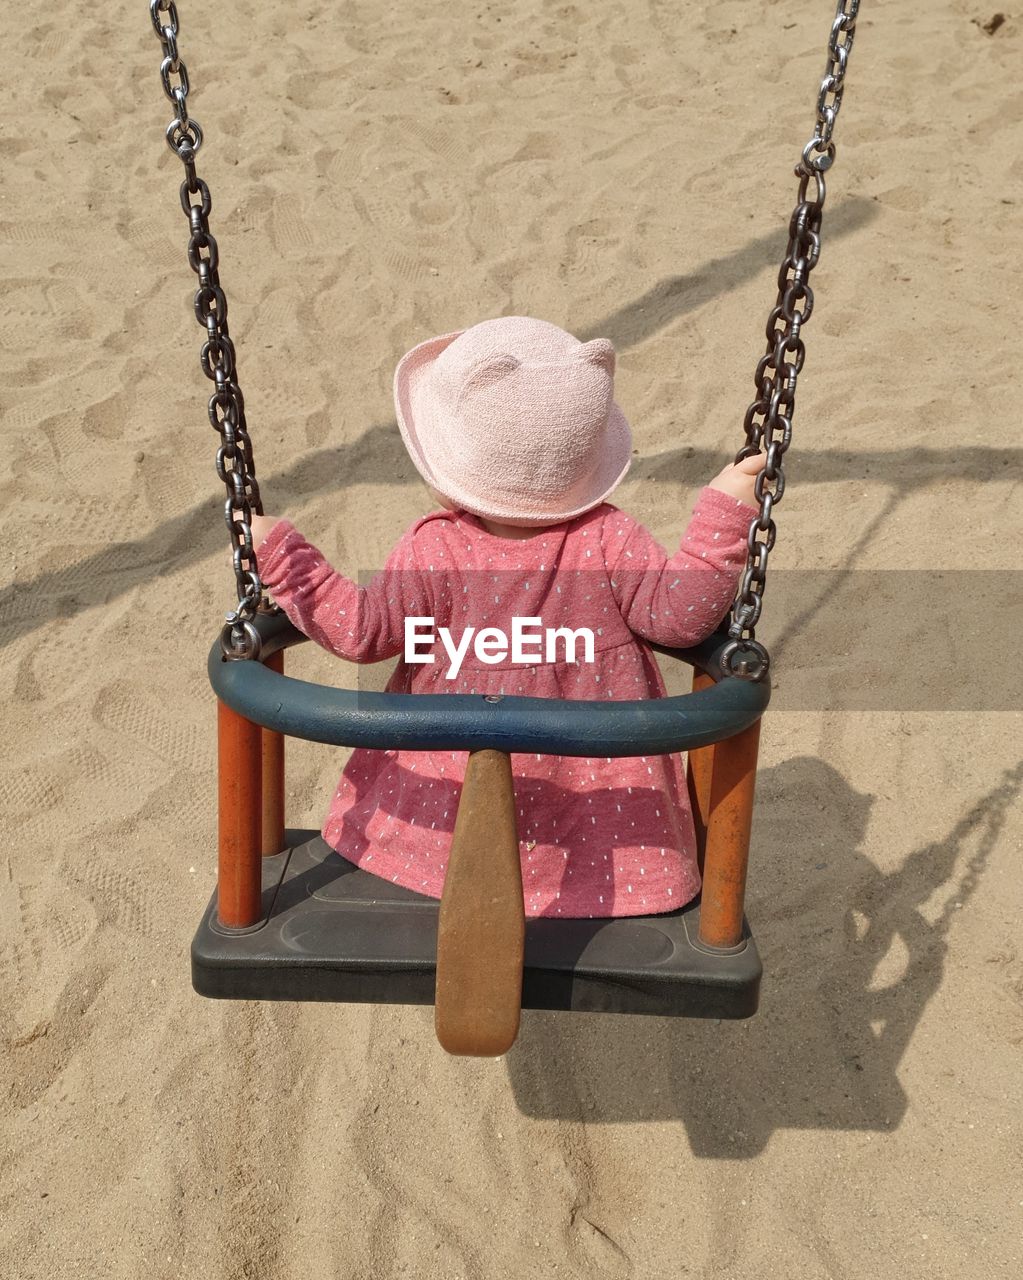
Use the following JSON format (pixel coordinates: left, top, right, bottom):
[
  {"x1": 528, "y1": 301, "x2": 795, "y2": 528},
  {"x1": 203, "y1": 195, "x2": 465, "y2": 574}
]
[
  {"x1": 435, "y1": 749, "x2": 525, "y2": 1057},
  {"x1": 697, "y1": 712, "x2": 762, "y2": 950},
  {"x1": 261, "y1": 650, "x2": 286, "y2": 856},
  {"x1": 217, "y1": 699, "x2": 263, "y2": 928}
]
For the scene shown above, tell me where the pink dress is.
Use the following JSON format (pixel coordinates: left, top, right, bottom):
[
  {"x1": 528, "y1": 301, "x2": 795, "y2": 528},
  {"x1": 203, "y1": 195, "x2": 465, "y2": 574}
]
[{"x1": 255, "y1": 488, "x2": 756, "y2": 919}]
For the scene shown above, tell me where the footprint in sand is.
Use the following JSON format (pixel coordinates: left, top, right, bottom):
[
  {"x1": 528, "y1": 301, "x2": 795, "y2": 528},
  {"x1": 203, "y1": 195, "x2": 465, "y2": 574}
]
[{"x1": 2, "y1": 962, "x2": 111, "y2": 1111}]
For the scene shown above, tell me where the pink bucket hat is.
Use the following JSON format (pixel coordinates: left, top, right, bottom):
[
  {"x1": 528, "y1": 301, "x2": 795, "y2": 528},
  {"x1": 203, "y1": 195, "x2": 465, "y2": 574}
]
[{"x1": 393, "y1": 315, "x2": 632, "y2": 526}]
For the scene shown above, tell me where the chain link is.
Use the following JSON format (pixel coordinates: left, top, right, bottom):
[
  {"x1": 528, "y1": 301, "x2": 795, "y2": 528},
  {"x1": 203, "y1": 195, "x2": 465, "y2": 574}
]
[
  {"x1": 150, "y1": 0, "x2": 270, "y2": 662},
  {"x1": 722, "y1": 0, "x2": 859, "y2": 681}
]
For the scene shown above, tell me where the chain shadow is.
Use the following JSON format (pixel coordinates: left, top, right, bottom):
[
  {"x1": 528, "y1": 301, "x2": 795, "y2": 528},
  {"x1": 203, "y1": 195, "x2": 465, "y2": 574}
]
[
  {"x1": 503, "y1": 757, "x2": 1021, "y2": 1153},
  {"x1": 3, "y1": 436, "x2": 1014, "y2": 658},
  {"x1": 640, "y1": 442, "x2": 1021, "y2": 668},
  {"x1": 4, "y1": 198, "x2": 883, "y2": 651},
  {"x1": 574, "y1": 195, "x2": 878, "y2": 350}
]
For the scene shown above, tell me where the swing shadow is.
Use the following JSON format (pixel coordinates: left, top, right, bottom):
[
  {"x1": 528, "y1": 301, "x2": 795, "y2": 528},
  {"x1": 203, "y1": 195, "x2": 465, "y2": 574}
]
[
  {"x1": 572, "y1": 194, "x2": 878, "y2": 351},
  {"x1": 2, "y1": 438, "x2": 1015, "y2": 657},
  {"x1": 502, "y1": 756, "x2": 1022, "y2": 1151},
  {"x1": 4, "y1": 198, "x2": 889, "y2": 655}
]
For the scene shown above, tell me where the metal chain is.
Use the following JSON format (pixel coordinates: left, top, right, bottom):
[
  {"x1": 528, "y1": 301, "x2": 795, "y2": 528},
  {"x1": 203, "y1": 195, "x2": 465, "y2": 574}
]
[
  {"x1": 149, "y1": 0, "x2": 270, "y2": 662},
  {"x1": 149, "y1": 0, "x2": 858, "y2": 675},
  {"x1": 721, "y1": 0, "x2": 860, "y2": 682}
]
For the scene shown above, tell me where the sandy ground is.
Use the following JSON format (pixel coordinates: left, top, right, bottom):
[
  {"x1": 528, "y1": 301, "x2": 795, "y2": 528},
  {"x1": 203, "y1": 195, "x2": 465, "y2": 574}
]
[{"x1": 2, "y1": 1, "x2": 1021, "y2": 1277}]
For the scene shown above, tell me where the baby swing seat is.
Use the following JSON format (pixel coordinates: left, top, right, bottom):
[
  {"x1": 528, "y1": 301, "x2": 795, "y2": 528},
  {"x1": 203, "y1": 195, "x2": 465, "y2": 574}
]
[
  {"x1": 195, "y1": 608, "x2": 768, "y2": 1044},
  {"x1": 150, "y1": 0, "x2": 860, "y2": 1053},
  {"x1": 192, "y1": 831, "x2": 762, "y2": 1016}
]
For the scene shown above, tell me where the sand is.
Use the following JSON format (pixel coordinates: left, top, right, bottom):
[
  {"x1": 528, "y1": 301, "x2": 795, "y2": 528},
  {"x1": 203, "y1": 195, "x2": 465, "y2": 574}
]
[{"x1": 2, "y1": 0, "x2": 1021, "y2": 1276}]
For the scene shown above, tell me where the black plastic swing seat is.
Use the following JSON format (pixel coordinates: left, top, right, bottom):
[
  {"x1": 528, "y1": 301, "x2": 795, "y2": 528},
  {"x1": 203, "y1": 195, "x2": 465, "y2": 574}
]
[
  {"x1": 201, "y1": 613, "x2": 768, "y2": 1019},
  {"x1": 192, "y1": 829, "x2": 762, "y2": 1018}
]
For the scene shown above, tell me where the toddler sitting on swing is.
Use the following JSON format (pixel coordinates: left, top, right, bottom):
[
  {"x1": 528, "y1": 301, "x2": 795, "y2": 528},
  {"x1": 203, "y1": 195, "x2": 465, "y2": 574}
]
[{"x1": 250, "y1": 316, "x2": 763, "y2": 919}]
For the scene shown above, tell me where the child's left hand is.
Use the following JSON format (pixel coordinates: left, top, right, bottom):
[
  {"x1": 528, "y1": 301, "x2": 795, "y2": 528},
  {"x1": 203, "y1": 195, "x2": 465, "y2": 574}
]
[
  {"x1": 228, "y1": 512, "x2": 279, "y2": 565},
  {"x1": 708, "y1": 452, "x2": 767, "y2": 507},
  {"x1": 248, "y1": 514, "x2": 279, "y2": 549}
]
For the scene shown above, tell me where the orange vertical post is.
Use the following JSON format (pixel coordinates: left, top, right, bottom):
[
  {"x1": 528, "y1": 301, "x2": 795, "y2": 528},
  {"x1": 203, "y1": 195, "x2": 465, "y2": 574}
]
[
  {"x1": 261, "y1": 650, "x2": 286, "y2": 856},
  {"x1": 685, "y1": 670, "x2": 716, "y2": 875},
  {"x1": 697, "y1": 715, "x2": 762, "y2": 950},
  {"x1": 217, "y1": 699, "x2": 263, "y2": 928}
]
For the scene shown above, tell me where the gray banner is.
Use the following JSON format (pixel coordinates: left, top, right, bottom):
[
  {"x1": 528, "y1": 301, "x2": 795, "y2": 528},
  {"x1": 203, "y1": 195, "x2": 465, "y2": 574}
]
[{"x1": 336, "y1": 569, "x2": 1022, "y2": 711}]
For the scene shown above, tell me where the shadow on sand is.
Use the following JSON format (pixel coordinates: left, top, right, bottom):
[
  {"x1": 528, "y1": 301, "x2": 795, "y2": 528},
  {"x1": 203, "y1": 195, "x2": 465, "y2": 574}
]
[
  {"x1": 5, "y1": 432, "x2": 1015, "y2": 656},
  {"x1": 5, "y1": 198, "x2": 893, "y2": 653},
  {"x1": 504, "y1": 757, "x2": 1021, "y2": 1153}
]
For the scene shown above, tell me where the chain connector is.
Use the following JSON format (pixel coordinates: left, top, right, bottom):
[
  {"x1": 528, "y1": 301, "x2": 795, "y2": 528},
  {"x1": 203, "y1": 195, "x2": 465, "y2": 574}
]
[
  {"x1": 220, "y1": 617, "x2": 263, "y2": 663},
  {"x1": 799, "y1": 138, "x2": 836, "y2": 174},
  {"x1": 719, "y1": 639, "x2": 771, "y2": 683}
]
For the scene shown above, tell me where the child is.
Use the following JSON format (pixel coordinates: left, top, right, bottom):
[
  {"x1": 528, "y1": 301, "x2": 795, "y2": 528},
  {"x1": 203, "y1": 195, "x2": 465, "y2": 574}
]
[{"x1": 249, "y1": 316, "x2": 762, "y2": 919}]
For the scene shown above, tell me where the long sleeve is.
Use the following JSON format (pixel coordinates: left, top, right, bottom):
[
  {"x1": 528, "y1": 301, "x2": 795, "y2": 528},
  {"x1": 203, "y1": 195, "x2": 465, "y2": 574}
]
[
  {"x1": 602, "y1": 488, "x2": 757, "y2": 648},
  {"x1": 254, "y1": 518, "x2": 429, "y2": 663}
]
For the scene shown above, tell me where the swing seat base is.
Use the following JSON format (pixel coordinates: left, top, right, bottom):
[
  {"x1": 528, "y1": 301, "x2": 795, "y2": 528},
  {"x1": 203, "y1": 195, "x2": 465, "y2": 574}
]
[{"x1": 191, "y1": 830, "x2": 762, "y2": 1018}]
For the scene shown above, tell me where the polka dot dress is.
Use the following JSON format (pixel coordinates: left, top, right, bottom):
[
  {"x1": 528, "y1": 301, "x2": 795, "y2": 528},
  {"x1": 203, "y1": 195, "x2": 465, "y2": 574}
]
[{"x1": 256, "y1": 488, "x2": 757, "y2": 919}]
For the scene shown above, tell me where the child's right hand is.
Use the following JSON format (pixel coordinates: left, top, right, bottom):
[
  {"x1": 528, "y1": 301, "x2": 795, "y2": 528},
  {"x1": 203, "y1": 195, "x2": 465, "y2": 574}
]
[{"x1": 707, "y1": 452, "x2": 766, "y2": 507}]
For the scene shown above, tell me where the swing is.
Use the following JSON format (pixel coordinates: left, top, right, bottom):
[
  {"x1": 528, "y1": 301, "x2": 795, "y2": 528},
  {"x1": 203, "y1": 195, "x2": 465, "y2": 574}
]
[{"x1": 149, "y1": 1, "x2": 860, "y2": 1056}]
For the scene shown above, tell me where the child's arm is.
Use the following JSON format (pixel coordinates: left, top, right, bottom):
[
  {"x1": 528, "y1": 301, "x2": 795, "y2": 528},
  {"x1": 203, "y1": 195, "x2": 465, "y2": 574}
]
[
  {"x1": 251, "y1": 517, "x2": 426, "y2": 663},
  {"x1": 604, "y1": 481, "x2": 759, "y2": 650}
]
